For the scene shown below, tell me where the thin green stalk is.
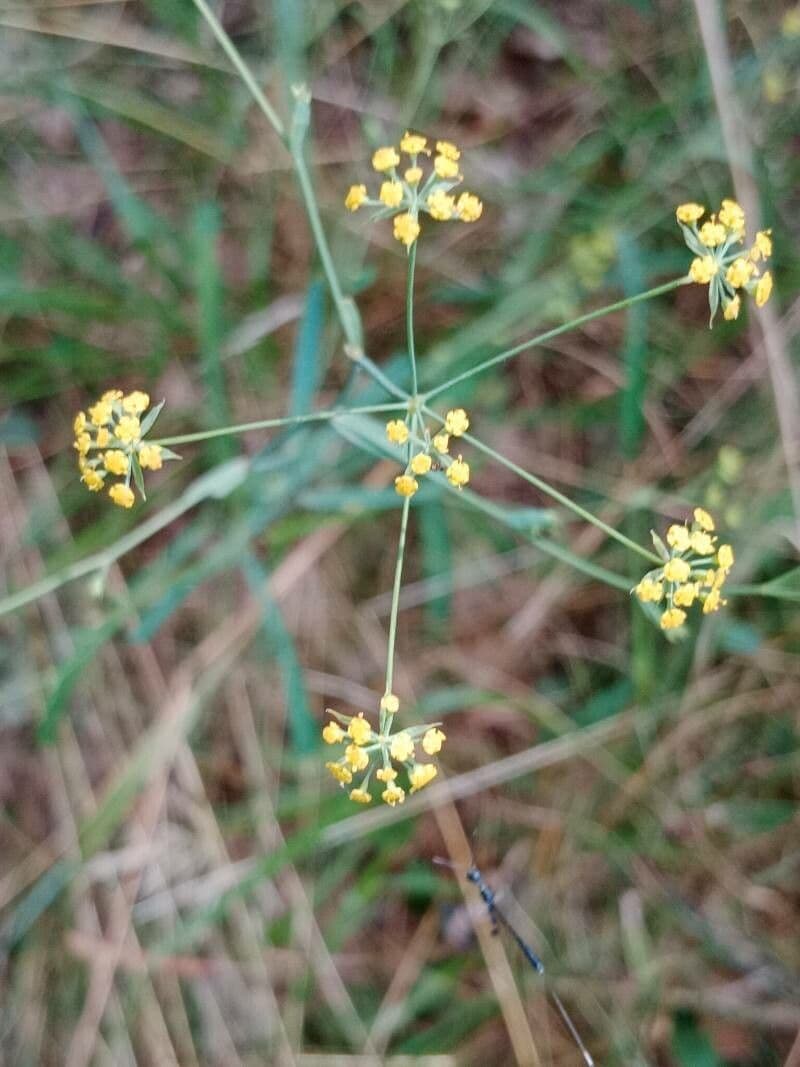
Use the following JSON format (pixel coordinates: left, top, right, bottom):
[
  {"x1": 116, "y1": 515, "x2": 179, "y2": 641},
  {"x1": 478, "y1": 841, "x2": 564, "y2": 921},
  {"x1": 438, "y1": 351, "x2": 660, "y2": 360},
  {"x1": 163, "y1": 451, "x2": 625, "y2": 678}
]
[
  {"x1": 423, "y1": 277, "x2": 689, "y2": 402},
  {"x1": 190, "y1": 0, "x2": 285, "y2": 140},
  {"x1": 382, "y1": 495, "x2": 412, "y2": 732},
  {"x1": 423, "y1": 406, "x2": 661, "y2": 564},
  {"x1": 151, "y1": 402, "x2": 406, "y2": 447},
  {"x1": 406, "y1": 241, "x2": 419, "y2": 396},
  {"x1": 291, "y1": 141, "x2": 355, "y2": 343},
  {"x1": 347, "y1": 350, "x2": 410, "y2": 401}
]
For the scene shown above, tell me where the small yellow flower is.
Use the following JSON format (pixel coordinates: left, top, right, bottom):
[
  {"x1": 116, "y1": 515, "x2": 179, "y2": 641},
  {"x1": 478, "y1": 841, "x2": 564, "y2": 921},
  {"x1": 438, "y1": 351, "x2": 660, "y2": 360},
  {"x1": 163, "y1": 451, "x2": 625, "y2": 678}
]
[
  {"x1": 95, "y1": 427, "x2": 111, "y2": 448},
  {"x1": 694, "y1": 507, "x2": 715, "y2": 531},
  {"x1": 349, "y1": 788, "x2": 372, "y2": 804},
  {"x1": 348, "y1": 713, "x2": 372, "y2": 746},
  {"x1": 122, "y1": 391, "x2": 150, "y2": 415},
  {"x1": 660, "y1": 607, "x2": 687, "y2": 630},
  {"x1": 717, "y1": 544, "x2": 734, "y2": 570},
  {"x1": 751, "y1": 229, "x2": 772, "y2": 261},
  {"x1": 434, "y1": 155, "x2": 460, "y2": 180},
  {"x1": 410, "y1": 453, "x2": 432, "y2": 475},
  {"x1": 404, "y1": 166, "x2": 422, "y2": 185},
  {"x1": 382, "y1": 783, "x2": 405, "y2": 806},
  {"x1": 345, "y1": 744, "x2": 370, "y2": 772},
  {"x1": 73, "y1": 411, "x2": 87, "y2": 435},
  {"x1": 663, "y1": 558, "x2": 691, "y2": 583},
  {"x1": 444, "y1": 408, "x2": 469, "y2": 436},
  {"x1": 689, "y1": 256, "x2": 718, "y2": 284},
  {"x1": 74, "y1": 432, "x2": 91, "y2": 456},
  {"x1": 755, "y1": 272, "x2": 773, "y2": 307},
  {"x1": 115, "y1": 415, "x2": 141, "y2": 444},
  {"x1": 702, "y1": 569, "x2": 717, "y2": 588},
  {"x1": 390, "y1": 732, "x2": 415, "y2": 762},
  {"x1": 326, "y1": 761, "x2": 353, "y2": 785},
  {"x1": 88, "y1": 400, "x2": 113, "y2": 427},
  {"x1": 372, "y1": 146, "x2": 400, "y2": 172},
  {"x1": 456, "y1": 192, "x2": 483, "y2": 222},
  {"x1": 109, "y1": 484, "x2": 135, "y2": 509},
  {"x1": 723, "y1": 295, "x2": 741, "y2": 321},
  {"x1": 698, "y1": 220, "x2": 726, "y2": 247},
  {"x1": 322, "y1": 721, "x2": 345, "y2": 744},
  {"x1": 427, "y1": 189, "x2": 455, "y2": 221},
  {"x1": 345, "y1": 184, "x2": 367, "y2": 211},
  {"x1": 436, "y1": 140, "x2": 460, "y2": 161},
  {"x1": 433, "y1": 432, "x2": 450, "y2": 454},
  {"x1": 81, "y1": 468, "x2": 104, "y2": 492},
  {"x1": 409, "y1": 764, "x2": 437, "y2": 793},
  {"x1": 101, "y1": 389, "x2": 123, "y2": 403},
  {"x1": 400, "y1": 131, "x2": 428, "y2": 155},
  {"x1": 690, "y1": 530, "x2": 715, "y2": 556},
  {"x1": 379, "y1": 180, "x2": 404, "y2": 208},
  {"x1": 380, "y1": 692, "x2": 399, "y2": 714},
  {"x1": 395, "y1": 474, "x2": 419, "y2": 498},
  {"x1": 718, "y1": 199, "x2": 745, "y2": 233},
  {"x1": 666, "y1": 524, "x2": 691, "y2": 551},
  {"x1": 103, "y1": 450, "x2": 129, "y2": 476},
  {"x1": 703, "y1": 588, "x2": 723, "y2": 613},
  {"x1": 386, "y1": 419, "x2": 409, "y2": 445},
  {"x1": 376, "y1": 767, "x2": 397, "y2": 783},
  {"x1": 422, "y1": 728, "x2": 446, "y2": 755},
  {"x1": 673, "y1": 583, "x2": 698, "y2": 608},
  {"x1": 446, "y1": 456, "x2": 470, "y2": 489},
  {"x1": 393, "y1": 212, "x2": 420, "y2": 248},
  {"x1": 634, "y1": 578, "x2": 664, "y2": 603},
  {"x1": 676, "y1": 202, "x2": 705, "y2": 224},
  {"x1": 138, "y1": 444, "x2": 163, "y2": 471},
  {"x1": 726, "y1": 258, "x2": 753, "y2": 289}
]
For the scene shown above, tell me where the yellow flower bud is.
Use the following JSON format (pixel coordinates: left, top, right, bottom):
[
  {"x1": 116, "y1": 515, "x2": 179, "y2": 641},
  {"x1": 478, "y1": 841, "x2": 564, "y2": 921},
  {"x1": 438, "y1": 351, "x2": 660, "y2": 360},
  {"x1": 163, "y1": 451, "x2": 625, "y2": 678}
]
[
  {"x1": 372, "y1": 146, "x2": 400, "y2": 172},
  {"x1": 345, "y1": 184, "x2": 367, "y2": 211},
  {"x1": 108, "y1": 484, "x2": 135, "y2": 509}
]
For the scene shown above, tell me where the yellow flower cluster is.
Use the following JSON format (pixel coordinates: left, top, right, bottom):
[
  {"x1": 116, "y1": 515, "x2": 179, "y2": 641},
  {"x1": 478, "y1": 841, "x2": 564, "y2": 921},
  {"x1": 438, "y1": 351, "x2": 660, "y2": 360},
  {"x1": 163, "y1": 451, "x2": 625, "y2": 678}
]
[
  {"x1": 322, "y1": 695, "x2": 446, "y2": 806},
  {"x1": 676, "y1": 199, "x2": 773, "y2": 324},
  {"x1": 73, "y1": 390, "x2": 176, "y2": 507},
  {"x1": 387, "y1": 408, "x2": 471, "y2": 498},
  {"x1": 345, "y1": 132, "x2": 483, "y2": 249},
  {"x1": 634, "y1": 508, "x2": 735, "y2": 631}
]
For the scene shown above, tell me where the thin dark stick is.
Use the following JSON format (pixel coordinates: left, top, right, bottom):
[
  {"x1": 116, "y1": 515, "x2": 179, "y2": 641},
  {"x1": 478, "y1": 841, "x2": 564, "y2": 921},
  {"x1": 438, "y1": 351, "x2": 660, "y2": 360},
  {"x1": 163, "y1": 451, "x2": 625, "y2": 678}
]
[{"x1": 435, "y1": 858, "x2": 595, "y2": 1066}]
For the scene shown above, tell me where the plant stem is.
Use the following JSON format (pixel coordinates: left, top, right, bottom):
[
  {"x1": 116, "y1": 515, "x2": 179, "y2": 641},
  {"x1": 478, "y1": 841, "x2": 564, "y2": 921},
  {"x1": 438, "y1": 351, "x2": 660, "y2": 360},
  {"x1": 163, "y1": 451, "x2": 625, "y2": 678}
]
[
  {"x1": 291, "y1": 142, "x2": 356, "y2": 345},
  {"x1": 406, "y1": 241, "x2": 419, "y2": 396},
  {"x1": 423, "y1": 406, "x2": 661, "y2": 564},
  {"x1": 151, "y1": 402, "x2": 406, "y2": 447},
  {"x1": 382, "y1": 494, "x2": 412, "y2": 732},
  {"x1": 190, "y1": 0, "x2": 285, "y2": 140},
  {"x1": 423, "y1": 277, "x2": 689, "y2": 402}
]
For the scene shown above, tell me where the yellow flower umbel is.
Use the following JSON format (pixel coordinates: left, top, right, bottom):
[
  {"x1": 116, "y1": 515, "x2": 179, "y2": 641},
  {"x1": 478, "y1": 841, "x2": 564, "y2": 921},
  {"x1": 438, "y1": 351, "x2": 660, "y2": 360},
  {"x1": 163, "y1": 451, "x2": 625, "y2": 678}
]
[
  {"x1": 321, "y1": 697, "x2": 445, "y2": 806},
  {"x1": 634, "y1": 507, "x2": 735, "y2": 632},
  {"x1": 73, "y1": 391, "x2": 178, "y2": 507},
  {"x1": 676, "y1": 199, "x2": 774, "y2": 325},
  {"x1": 386, "y1": 407, "x2": 472, "y2": 497},
  {"x1": 344, "y1": 131, "x2": 482, "y2": 250}
]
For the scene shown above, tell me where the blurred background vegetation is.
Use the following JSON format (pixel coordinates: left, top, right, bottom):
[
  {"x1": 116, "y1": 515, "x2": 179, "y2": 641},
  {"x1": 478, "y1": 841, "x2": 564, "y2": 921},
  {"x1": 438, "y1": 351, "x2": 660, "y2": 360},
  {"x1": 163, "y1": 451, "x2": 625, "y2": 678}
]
[{"x1": 1, "y1": 1, "x2": 799, "y2": 1064}]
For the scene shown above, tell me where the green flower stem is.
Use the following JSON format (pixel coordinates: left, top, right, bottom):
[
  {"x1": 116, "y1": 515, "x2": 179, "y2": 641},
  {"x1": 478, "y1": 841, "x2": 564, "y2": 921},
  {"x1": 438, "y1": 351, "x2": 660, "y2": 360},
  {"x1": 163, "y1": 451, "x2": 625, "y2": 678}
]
[
  {"x1": 406, "y1": 241, "x2": 419, "y2": 396},
  {"x1": 150, "y1": 402, "x2": 407, "y2": 448},
  {"x1": 347, "y1": 350, "x2": 410, "y2": 401},
  {"x1": 190, "y1": 0, "x2": 285, "y2": 140},
  {"x1": 382, "y1": 494, "x2": 412, "y2": 735},
  {"x1": 191, "y1": 0, "x2": 362, "y2": 351},
  {"x1": 291, "y1": 140, "x2": 356, "y2": 345},
  {"x1": 725, "y1": 583, "x2": 800, "y2": 603},
  {"x1": 423, "y1": 276, "x2": 689, "y2": 402},
  {"x1": 422, "y1": 405, "x2": 661, "y2": 565}
]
